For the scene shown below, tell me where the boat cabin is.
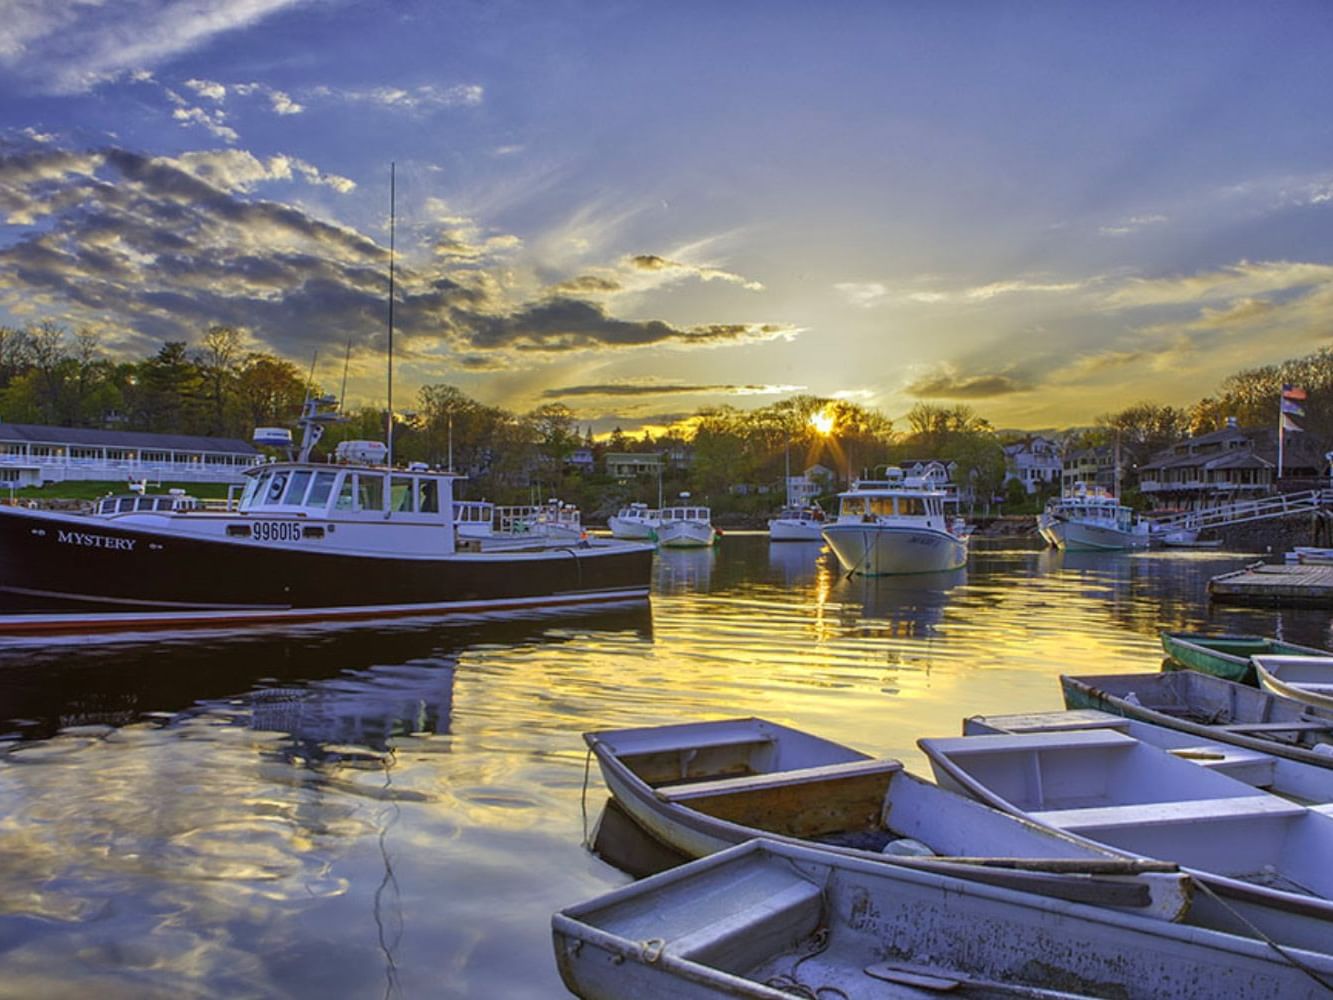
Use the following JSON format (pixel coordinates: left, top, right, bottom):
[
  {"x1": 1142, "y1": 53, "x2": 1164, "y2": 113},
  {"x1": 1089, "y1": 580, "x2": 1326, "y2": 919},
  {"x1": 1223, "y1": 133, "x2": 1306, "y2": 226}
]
[
  {"x1": 659, "y1": 505, "x2": 710, "y2": 524},
  {"x1": 237, "y1": 463, "x2": 457, "y2": 522},
  {"x1": 95, "y1": 489, "x2": 202, "y2": 516}
]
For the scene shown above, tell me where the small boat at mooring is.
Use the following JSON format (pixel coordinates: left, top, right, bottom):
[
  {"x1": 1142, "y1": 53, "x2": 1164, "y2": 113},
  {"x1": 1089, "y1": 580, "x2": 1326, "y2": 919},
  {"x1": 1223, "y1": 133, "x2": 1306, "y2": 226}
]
[
  {"x1": 586, "y1": 717, "x2": 1192, "y2": 918},
  {"x1": 1254, "y1": 655, "x2": 1333, "y2": 712},
  {"x1": 920, "y1": 727, "x2": 1333, "y2": 953},
  {"x1": 1160, "y1": 631, "x2": 1329, "y2": 685},
  {"x1": 1061, "y1": 670, "x2": 1333, "y2": 769},
  {"x1": 821, "y1": 467, "x2": 969, "y2": 575},
  {"x1": 765, "y1": 503, "x2": 825, "y2": 542},
  {"x1": 655, "y1": 496, "x2": 716, "y2": 548},
  {"x1": 552, "y1": 838, "x2": 1333, "y2": 1000},
  {"x1": 607, "y1": 502, "x2": 660, "y2": 540},
  {"x1": 966, "y1": 708, "x2": 1333, "y2": 804}
]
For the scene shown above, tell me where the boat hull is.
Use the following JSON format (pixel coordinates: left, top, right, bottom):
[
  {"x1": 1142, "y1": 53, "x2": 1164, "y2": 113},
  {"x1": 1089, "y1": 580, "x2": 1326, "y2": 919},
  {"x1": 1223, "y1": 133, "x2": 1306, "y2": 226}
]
[
  {"x1": 1160, "y1": 632, "x2": 1329, "y2": 686},
  {"x1": 554, "y1": 839, "x2": 1333, "y2": 1000},
  {"x1": 606, "y1": 516, "x2": 657, "y2": 540},
  {"x1": 1043, "y1": 517, "x2": 1150, "y2": 552},
  {"x1": 0, "y1": 507, "x2": 653, "y2": 628},
  {"x1": 821, "y1": 523, "x2": 966, "y2": 575},
  {"x1": 1254, "y1": 655, "x2": 1333, "y2": 712},
  {"x1": 656, "y1": 522, "x2": 715, "y2": 548},
  {"x1": 765, "y1": 518, "x2": 823, "y2": 542}
]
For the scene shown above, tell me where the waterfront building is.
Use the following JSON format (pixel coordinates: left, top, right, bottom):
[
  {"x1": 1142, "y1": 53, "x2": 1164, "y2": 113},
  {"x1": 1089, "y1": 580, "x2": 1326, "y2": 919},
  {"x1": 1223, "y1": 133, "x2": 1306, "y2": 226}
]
[
  {"x1": 786, "y1": 464, "x2": 835, "y2": 504},
  {"x1": 1060, "y1": 445, "x2": 1117, "y2": 494},
  {"x1": 1138, "y1": 418, "x2": 1328, "y2": 510},
  {"x1": 0, "y1": 423, "x2": 261, "y2": 487}
]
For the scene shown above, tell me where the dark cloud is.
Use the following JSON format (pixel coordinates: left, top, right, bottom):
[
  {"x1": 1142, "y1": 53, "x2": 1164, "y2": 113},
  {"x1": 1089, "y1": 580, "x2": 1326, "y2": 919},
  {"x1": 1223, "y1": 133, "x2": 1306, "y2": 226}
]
[
  {"x1": 905, "y1": 370, "x2": 1030, "y2": 399},
  {"x1": 0, "y1": 141, "x2": 793, "y2": 367},
  {"x1": 629, "y1": 254, "x2": 671, "y2": 271},
  {"x1": 542, "y1": 382, "x2": 784, "y2": 398},
  {"x1": 549, "y1": 275, "x2": 621, "y2": 295}
]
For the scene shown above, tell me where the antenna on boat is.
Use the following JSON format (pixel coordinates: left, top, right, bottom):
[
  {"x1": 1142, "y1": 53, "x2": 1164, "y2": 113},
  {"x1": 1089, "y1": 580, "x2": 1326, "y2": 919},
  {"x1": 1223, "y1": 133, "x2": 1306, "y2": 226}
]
[
  {"x1": 339, "y1": 337, "x2": 352, "y2": 413},
  {"x1": 386, "y1": 161, "x2": 396, "y2": 467}
]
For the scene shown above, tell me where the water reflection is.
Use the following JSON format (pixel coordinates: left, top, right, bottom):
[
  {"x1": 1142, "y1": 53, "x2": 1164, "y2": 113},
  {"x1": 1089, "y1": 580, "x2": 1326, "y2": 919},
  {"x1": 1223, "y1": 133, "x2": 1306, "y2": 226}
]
[{"x1": 3, "y1": 536, "x2": 1333, "y2": 997}]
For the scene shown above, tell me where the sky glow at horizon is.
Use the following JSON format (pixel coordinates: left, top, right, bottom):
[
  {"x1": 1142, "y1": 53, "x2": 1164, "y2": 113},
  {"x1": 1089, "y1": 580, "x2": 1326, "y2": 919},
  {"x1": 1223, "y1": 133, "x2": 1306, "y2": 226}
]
[{"x1": 1, "y1": 1, "x2": 1332, "y2": 434}]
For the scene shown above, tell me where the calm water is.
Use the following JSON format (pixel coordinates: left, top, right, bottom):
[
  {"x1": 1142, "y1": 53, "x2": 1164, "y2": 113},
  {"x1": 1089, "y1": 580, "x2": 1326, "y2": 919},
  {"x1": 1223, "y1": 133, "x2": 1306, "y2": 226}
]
[{"x1": 0, "y1": 535, "x2": 1327, "y2": 998}]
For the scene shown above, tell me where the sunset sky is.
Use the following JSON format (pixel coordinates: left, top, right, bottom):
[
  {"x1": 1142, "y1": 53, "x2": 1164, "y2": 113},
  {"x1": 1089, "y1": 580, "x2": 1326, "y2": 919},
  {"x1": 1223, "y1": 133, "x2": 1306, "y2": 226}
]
[{"x1": 2, "y1": 1, "x2": 1332, "y2": 433}]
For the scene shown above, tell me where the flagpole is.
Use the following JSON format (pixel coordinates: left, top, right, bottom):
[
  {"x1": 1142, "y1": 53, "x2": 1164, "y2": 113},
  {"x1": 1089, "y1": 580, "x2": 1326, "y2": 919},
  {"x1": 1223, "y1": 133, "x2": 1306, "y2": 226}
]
[{"x1": 1278, "y1": 387, "x2": 1285, "y2": 482}]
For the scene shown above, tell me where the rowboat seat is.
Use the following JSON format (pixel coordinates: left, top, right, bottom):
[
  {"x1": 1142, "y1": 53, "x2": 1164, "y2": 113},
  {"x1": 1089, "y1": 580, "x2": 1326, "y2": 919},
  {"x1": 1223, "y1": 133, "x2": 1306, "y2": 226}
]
[
  {"x1": 1030, "y1": 795, "x2": 1304, "y2": 833},
  {"x1": 1165, "y1": 745, "x2": 1275, "y2": 786},
  {"x1": 656, "y1": 758, "x2": 903, "y2": 802}
]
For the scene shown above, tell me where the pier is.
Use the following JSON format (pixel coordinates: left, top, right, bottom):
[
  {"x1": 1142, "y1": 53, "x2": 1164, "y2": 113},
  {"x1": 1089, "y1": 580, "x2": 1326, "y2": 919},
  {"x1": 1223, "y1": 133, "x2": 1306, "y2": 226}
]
[{"x1": 1208, "y1": 561, "x2": 1333, "y2": 607}]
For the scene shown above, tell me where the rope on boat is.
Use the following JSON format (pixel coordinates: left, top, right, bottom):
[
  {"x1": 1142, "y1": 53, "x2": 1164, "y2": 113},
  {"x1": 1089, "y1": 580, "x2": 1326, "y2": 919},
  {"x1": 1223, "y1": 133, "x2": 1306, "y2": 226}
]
[
  {"x1": 580, "y1": 746, "x2": 594, "y2": 849},
  {"x1": 1189, "y1": 875, "x2": 1333, "y2": 993}
]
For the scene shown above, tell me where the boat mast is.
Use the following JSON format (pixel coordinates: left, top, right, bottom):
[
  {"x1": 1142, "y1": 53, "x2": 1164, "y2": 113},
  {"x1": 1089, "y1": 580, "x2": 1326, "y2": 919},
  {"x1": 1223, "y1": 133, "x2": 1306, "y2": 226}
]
[{"x1": 386, "y1": 161, "x2": 396, "y2": 467}]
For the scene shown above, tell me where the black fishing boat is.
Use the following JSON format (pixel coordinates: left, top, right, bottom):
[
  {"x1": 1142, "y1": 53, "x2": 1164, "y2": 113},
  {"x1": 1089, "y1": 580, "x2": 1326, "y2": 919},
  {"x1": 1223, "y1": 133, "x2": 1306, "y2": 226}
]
[{"x1": 0, "y1": 394, "x2": 653, "y2": 635}]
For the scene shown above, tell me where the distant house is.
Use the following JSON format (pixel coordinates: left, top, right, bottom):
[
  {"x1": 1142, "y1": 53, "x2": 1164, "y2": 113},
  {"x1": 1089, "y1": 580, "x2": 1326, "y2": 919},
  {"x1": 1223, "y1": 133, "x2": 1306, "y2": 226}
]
[
  {"x1": 785, "y1": 464, "x2": 835, "y2": 504},
  {"x1": 1060, "y1": 446, "x2": 1116, "y2": 494},
  {"x1": 897, "y1": 458, "x2": 957, "y2": 487},
  {"x1": 0, "y1": 423, "x2": 261, "y2": 487},
  {"x1": 604, "y1": 451, "x2": 663, "y2": 479},
  {"x1": 1138, "y1": 418, "x2": 1328, "y2": 509},
  {"x1": 1004, "y1": 436, "x2": 1062, "y2": 494},
  {"x1": 566, "y1": 447, "x2": 595, "y2": 473}
]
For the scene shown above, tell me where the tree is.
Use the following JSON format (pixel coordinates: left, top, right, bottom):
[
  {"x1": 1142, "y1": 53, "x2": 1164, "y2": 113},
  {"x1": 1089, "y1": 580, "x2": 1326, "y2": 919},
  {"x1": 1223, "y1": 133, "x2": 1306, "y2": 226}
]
[
  {"x1": 195, "y1": 326, "x2": 243, "y2": 435},
  {"x1": 235, "y1": 352, "x2": 306, "y2": 431}
]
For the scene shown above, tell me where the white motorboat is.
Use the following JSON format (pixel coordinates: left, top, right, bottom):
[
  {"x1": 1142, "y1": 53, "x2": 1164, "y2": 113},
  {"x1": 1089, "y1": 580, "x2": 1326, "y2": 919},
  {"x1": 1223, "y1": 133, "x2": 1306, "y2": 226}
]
[
  {"x1": 607, "y1": 502, "x2": 660, "y2": 540},
  {"x1": 1253, "y1": 655, "x2": 1333, "y2": 712},
  {"x1": 656, "y1": 496, "x2": 715, "y2": 548},
  {"x1": 586, "y1": 717, "x2": 1190, "y2": 919},
  {"x1": 766, "y1": 503, "x2": 825, "y2": 542},
  {"x1": 820, "y1": 468, "x2": 968, "y2": 575},
  {"x1": 552, "y1": 839, "x2": 1333, "y2": 1000},
  {"x1": 920, "y1": 728, "x2": 1333, "y2": 953},
  {"x1": 1037, "y1": 483, "x2": 1150, "y2": 551}
]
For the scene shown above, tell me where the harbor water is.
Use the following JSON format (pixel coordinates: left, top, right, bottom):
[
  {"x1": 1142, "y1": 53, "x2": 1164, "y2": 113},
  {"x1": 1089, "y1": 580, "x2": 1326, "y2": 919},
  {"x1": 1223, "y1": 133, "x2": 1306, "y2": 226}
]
[{"x1": 0, "y1": 535, "x2": 1327, "y2": 998}]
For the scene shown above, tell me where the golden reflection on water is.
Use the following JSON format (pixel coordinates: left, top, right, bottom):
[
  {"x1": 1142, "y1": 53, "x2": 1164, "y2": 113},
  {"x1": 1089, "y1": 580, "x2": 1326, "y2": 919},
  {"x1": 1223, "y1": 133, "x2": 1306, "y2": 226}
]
[{"x1": 0, "y1": 536, "x2": 1328, "y2": 997}]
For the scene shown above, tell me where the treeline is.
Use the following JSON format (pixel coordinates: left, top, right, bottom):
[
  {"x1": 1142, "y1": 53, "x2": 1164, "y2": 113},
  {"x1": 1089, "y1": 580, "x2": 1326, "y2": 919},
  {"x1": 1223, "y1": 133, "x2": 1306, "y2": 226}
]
[{"x1": 8, "y1": 320, "x2": 1331, "y2": 508}]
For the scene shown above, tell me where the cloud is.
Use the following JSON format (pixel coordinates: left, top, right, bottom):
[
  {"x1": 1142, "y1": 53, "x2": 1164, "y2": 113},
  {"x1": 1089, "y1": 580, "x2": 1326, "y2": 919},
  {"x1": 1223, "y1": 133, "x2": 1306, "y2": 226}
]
[
  {"x1": 234, "y1": 81, "x2": 303, "y2": 115},
  {"x1": 0, "y1": 141, "x2": 796, "y2": 376},
  {"x1": 837, "y1": 275, "x2": 1084, "y2": 308},
  {"x1": 184, "y1": 77, "x2": 227, "y2": 102},
  {"x1": 1099, "y1": 213, "x2": 1168, "y2": 237},
  {"x1": 307, "y1": 83, "x2": 483, "y2": 113},
  {"x1": 541, "y1": 382, "x2": 803, "y2": 399},
  {"x1": 170, "y1": 104, "x2": 239, "y2": 143},
  {"x1": 1102, "y1": 260, "x2": 1333, "y2": 310},
  {"x1": 628, "y1": 253, "x2": 763, "y2": 291},
  {"x1": 905, "y1": 367, "x2": 1030, "y2": 399},
  {"x1": 0, "y1": 0, "x2": 305, "y2": 95}
]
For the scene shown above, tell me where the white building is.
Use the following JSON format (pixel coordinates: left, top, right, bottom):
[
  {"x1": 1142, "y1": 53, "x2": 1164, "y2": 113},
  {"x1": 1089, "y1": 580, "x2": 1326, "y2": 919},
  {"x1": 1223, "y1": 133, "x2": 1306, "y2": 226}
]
[
  {"x1": 1003, "y1": 436, "x2": 1062, "y2": 494},
  {"x1": 786, "y1": 464, "x2": 835, "y2": 504},
  {"x1": 0, "y1": 423, "x2": 262, "y2": 487}
]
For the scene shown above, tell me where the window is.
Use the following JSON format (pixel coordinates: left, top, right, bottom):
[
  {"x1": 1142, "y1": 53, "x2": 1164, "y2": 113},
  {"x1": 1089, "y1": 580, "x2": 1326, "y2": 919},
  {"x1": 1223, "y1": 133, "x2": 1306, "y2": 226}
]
[
  {"x1": 390, "y1": 476, "x2": 414, "y2": 512},
  {"x1": 306, "y1": 471, "x2": 337, "y2": 508},
  {"x1": 335, "y1": 477, "x2": 355, "y2": 510},
  {"x1": 896, "y1": 497, "x2": 925, "y2": 516},
  {"x1": 266, "y1": 472, "x2": 288, "y2": 503},
  {"x1": 282, "y1": 470, "x2": 313, "y2": 505},
  {"x1": 358, "y1": 474, "x2": 384, "y2": 512},
  {"x1": 418, "y1": 478, "x2": 439, "y2": 513}
]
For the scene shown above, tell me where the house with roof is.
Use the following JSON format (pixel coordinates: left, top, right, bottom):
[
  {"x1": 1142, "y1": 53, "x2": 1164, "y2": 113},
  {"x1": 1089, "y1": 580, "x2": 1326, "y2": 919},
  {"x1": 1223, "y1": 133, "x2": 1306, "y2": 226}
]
[
  {"x1": 1060, "y1": 445, "x2": 1117, "y2": 494},
  {"x1": 604, "y1": 451, "x2": 663, "y2": 479},
  {"x1": 1004, "y1": 436, "x2": 1062, "y2": 494},
  {"x1": 0, "y1": 423, "x2": 261, "y2": 487},
  {"x1": 785, "y1": 464, "x2": 835, "y2": 504},
  {"x1": 1137, "y1": 418, "x2": 1327, "y2": 509}
]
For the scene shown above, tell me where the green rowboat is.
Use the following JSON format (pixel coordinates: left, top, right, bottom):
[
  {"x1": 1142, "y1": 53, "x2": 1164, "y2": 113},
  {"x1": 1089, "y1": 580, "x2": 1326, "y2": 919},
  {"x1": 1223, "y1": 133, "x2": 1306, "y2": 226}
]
[{"x1": 1159, "y1": 631, "x2": 1330, "y2": 685}]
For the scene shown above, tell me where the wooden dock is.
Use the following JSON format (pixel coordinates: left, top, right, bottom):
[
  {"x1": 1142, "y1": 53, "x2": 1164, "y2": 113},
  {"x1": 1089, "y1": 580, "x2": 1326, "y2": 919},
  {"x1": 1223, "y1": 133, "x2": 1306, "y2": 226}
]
[{"x1": 1208, "y1": 561, "x2": 1333, "y2": 607}]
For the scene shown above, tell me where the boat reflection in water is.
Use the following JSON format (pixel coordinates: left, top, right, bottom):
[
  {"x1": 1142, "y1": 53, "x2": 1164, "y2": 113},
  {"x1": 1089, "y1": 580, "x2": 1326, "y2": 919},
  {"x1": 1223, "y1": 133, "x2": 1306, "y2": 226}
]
[
  {"x1": 654, "y1": 544, "x2": 715, "y2": 594},
  {"x1": 0, "y1": 602, "x2": 654, "y2": 744}
]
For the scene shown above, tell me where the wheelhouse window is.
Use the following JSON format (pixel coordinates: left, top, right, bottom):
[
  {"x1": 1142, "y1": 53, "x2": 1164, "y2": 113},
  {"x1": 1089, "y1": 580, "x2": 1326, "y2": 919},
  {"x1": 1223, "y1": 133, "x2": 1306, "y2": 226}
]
[
  {"x1": 239, "y1": 473, "x2": 265, "y2": 510},
  {"x1": 896, "y1": 497, "x2": 925, "y2": 517},
  {"x1": 282, "y1": 470, "x2": 313, "y2": 505},
  {"x1": 840, "y1": 497, "x2": 866, "y2": 517},
  {"x1": 390, "y1": 476, "x2": 415, "y2": 512},
  {"x1": 869, "y1": 497, "x2": 895, "y2": 517},
  {"x1": 358, "y1": 473, "x2": 384, "y2": 512},
  {"x1": 417, "y1": 478, "x2": 440, "y2": 513},
  {"x1": 305, "y1": 471, "x2": 338, "y2": 509}
]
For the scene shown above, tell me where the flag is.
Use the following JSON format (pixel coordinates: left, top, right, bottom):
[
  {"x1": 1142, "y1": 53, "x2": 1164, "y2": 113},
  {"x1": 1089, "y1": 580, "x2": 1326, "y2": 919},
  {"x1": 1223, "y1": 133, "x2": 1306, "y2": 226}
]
[
  {"x1": 1281, "y1": 413, "x2": 1304, "y2": 432},
  {"x1": 1281, "y1": 398, "x2": 1305, "y2": 416},
  {"x1": 1282, "y1": 384, "x2": 1307, "y2": 400}
]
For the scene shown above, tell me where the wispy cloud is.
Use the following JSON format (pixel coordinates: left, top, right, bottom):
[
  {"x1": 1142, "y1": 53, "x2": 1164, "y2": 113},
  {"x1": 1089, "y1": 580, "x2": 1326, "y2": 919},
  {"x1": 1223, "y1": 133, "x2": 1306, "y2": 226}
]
[
  {"x1": 837, "y1": 275, "x2": 1085, "y2": 308},
  {"x1": 904, "y1": 366, "x2": 1030, "y2": 399},
  {"x1": 1099, "y1": 213, "x2": 1168, "y2": 237},
  {"x1": 1102, "y1": 260, "x2": 1333, "y2": 310},
  {"x1": 307, "y1": 83, "x2": 483, "y2": 113},
  {"x1": 541, "y1": 381, "x2": 802, "y2": 399},
  {"x1": 627, "y1": 254, "x2": 764, "y2": 292},
  {"x1": 0, "y1": 0, "x2": 306, "y2": 95}
]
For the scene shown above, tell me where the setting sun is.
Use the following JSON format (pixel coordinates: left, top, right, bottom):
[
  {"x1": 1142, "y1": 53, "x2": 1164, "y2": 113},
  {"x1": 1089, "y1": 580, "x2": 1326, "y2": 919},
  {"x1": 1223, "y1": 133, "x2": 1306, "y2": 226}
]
[{"x1": 809, "y1": 409, "x2": 835, "y2": 436}]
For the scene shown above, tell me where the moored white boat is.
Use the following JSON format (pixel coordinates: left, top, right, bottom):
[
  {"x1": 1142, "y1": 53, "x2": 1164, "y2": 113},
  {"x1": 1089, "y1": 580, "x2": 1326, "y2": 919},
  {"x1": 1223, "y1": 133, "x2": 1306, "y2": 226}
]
[
  {"x1": 607, "y1": 502, "x2": 660, "y2": 540},
  {"x1": 553, "y1": 838, "x2": 1333, "y2": 1000},
  {"x1": 765, "y1": 504, "x2": 824, "y2": 542},
  {"x1": 820, "y1": 468, "x2": 968, "y2": 575},
  {"x1": 656, "y1": 497, "x2": 715, "y2": 548},
  {"x1": 1037, "y1": 483, "x2": 1150, "y2": 551},
  {"x1": 585, "y1": 716, "x2": 1191, "y2": 919},
  {"x1": 1254, "y1": 655, "x2": 1333, "y2": 712},
  {"x1": 920, "y1": 728, "x2": 1333, "y2": 952}
]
